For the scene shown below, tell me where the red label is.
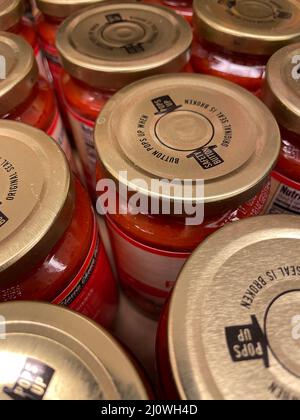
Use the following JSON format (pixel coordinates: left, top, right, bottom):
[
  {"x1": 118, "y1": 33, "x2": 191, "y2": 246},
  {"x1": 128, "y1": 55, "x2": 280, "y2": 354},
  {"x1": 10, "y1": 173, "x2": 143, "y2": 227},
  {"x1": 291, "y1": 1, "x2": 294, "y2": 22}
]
[
  {"x1": 106, "y1": 216, "x2": 190, "y2": 308},
  {"x1": 47, "y1": 109, "x2": 72, "y2": 162},
  {"x1": 52, "y1": 217, "x2": 118, "y2": 328}
]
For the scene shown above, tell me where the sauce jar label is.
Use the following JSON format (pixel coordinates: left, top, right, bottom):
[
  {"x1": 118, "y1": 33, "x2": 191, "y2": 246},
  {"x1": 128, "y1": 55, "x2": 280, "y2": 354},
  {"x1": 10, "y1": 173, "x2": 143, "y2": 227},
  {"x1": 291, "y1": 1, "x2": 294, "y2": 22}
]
[
  {"x1": 66, "y1": 105, "x2": 96, "y2": 190},
  {"x1": 34, "y1": 44, "x2": 52, "y2": 84},
  {"x1": 52, "y1": 217, "x2": 116, "y2": 324},
  {"x1": 106, "y1": 216, "x2": 189, "y2": 307},
  {"x1": 47, "y1": 108, "x2": 72, "y2": 162},
  {"x1": 38, "y1": 39, "x2": 61, "y2": 85},
  {"x1": 266, "y1": 171, "x2": 300, "y2": 215}
]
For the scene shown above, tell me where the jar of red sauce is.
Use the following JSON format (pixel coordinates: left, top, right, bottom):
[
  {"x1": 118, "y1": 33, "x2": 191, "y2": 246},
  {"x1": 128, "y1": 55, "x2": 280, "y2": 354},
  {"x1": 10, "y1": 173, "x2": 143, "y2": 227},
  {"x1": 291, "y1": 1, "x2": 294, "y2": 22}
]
[
  {"x1": 157, "y1": 215, "x2": 300, "y2": 400},
  {"x1": 191, "y1": 0, "x2": 300, "y2": 92},
  {"x1": 262, "y1": 44, "x2": 300, "y2": 215},
  {"x1": 0, "y1": 302, "x2": 151, "y2": 400},
  {"x1": 56, "y1": 2, "x2": 193, "y2": 194},
  {"x1": 35, "y1": 0, "x2": 104, "y2": 88},
  {"x1": 143, "y1": 0, "x2": 193, "y2": 25},
  {"x1": 0, "y1": 0, "x2": 50, "y2": 81},
  {"x1": 95, "y1": 74, "x2": 281, "y2": 318},
  {"x1": 0, "y1": 32, "x2": 72, "y2": 163},
  {"x1": 0, "y1": 120, "x2": 118, "y2": 329}
]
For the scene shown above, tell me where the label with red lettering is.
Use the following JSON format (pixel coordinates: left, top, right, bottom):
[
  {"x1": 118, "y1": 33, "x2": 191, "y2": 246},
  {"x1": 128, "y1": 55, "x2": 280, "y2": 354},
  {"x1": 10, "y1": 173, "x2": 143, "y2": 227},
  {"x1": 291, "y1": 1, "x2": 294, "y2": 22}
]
[
  {"x1": 266, "y1": 172, "x2": 300, "y2": 215},
  {"x1": 38, "y1": 40, "x2": 61, "y2": 85},
  {"x1": 106, "y1": 216, "x2": 190, "y2": 308},
  {"x1": 66, "y1": 105, "x2": 96, "y2": 192},
  {"x1": 52, "y1": 217, "x2": 117, "y2": 327},
  {"x1": 47, "y1": 109, "x2": 72, "y2": 162},
  {"x1": 34, "y1": 44, "x2": 52, "y2": 83}
]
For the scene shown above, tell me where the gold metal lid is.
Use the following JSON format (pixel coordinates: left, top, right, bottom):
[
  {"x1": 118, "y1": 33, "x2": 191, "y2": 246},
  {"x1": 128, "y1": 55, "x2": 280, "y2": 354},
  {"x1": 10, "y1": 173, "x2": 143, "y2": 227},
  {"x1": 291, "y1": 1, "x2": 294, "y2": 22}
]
[
  {"x1": 0, "y1": 32, "x2": 38, "y2": 116},
  {"x1": 0, "y1": 121, "x2": 74, "y2": 284},
  {"x1": 35, "y1": 0, "x2": 106, "y2": 18},
  {"x1": 169, "y1": 215, "x2": 300, "y2": 400},
  {"x1": 95, "y1": 74, "x2": 280, "y2": 211},
  {"x1": 193, "y1": 0, "x2": 300, "y2": 56},
  {"x1": 56, "y1": 2, "x2": 192, "y2": 90},
  {"x1": 0, "y1": 302, "x2": 149, "y2": 400},
  {"x1": 262, "y1": 43, "x2": 300, "y2": 136},
  {"x1": 0, "y1": 0, "x2": 23, "y2": 31}
]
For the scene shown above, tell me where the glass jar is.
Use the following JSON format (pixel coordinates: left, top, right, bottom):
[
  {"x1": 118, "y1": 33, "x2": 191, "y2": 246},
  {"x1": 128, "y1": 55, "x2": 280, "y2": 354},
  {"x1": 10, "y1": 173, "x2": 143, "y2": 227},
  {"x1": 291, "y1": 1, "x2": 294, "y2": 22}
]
[
  {"x1": 0, "y1": 0, "x2": 50, "y2": 81},
  {"x1": 0, "y1": 302, "x2": 150, "y2": 400},
  {"x1": 157, "y1": 215, "x2": 300, "y2": 400},
  {"x1": 0, "y1": 32, "x2": 72, "y2": 162},
  {"x1": 56, "y1": 2, "x2": 192, "y2": 195},
  {"x1": 35, "y1": 0, "x2": 104, "y2": 88},
  {"x1": 0, "y1": 120, "x2": 118, "y2": 329},
  {"x1": 95, "y1": 73, "x2": 281, "y2": 318},
  {"x1": 191, "y1": 0, "x2": 300, "y2": 92},
  {"x1": 262, "y1": 43, "x2": 300, "y2": 215},
  {"x1": 143, "y1": 0, "x2": 193, "y2": 25}
]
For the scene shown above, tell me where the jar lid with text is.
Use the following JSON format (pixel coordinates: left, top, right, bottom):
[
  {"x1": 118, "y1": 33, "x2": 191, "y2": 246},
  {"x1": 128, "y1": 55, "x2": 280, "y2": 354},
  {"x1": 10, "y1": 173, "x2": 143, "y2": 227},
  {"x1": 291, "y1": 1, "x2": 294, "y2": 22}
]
[
  {"x1": 0, "y1": 121, "x2": 74, "y2": 283},
  {"x1": 262, "y1": 43, "x2": 300, "y2": 135},
  {"x1": 193, "y1": 0, "x2": 300, "y2": 56},
  {"x1": 0, "y1": 0, "x2": 23, "y2": 31},
  {"x1": 0, "y1": 302, "x2": 150, "y2": 400},
  {"x1": 0, "y1": 32, "x2": 38, "y2": 116},
  {"x1": 168, "y1": 215, "x2": 300, "y2": 400},
  {"x1": 56, "y1": 2, "x2": 192, "y2": 90},
  {"x1": 95, "y1": 74, "x2": 280, "y2": 213}
]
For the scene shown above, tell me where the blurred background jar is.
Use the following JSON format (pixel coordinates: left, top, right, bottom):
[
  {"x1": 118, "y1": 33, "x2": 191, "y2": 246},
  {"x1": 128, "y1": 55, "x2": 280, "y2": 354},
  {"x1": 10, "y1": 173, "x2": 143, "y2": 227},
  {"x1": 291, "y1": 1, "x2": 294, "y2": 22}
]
[
  {"x1": 56, "y1": 2, "x2": 193, "y2": 195},
  {"x1": 35, "y1": 0, "x2": 106, "y2": 89},
  {"x1": 143, "y1": 0, "x2": 193, "y2": 25},
  {"x1": 262, "y1": 43, "x2": 300, "y2": 215},
  {"x1": 191, "y1": 0, "x2": 300, "y2": 92},
  {"x1": 95, "y1": 73, "x2": 280, "y2": 319},
  {"x1": 0, "y1": 0, "x2": 50, "y2": 80},
  {"x1": 0, "y1": 121, "x2": 118, "y2": 329},
  {"x1": 157, "y1": 215, "x2": 300, "y2": 400},
  {"x1": 0, "y1": 32, "x2": 72, "y2": 162},
  {"x1": 0, "y1": 302, "x2": 151, "y2": 400}
]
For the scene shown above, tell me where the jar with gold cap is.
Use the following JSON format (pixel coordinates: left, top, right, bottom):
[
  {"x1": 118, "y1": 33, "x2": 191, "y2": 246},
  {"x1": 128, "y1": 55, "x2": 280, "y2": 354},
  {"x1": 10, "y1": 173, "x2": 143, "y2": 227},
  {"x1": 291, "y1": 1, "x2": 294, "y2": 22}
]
[
  {"x1": 192, "y1": 0, "x2": 300, "y2": 92},
  {"x1": 56, "y1": 2, "x2": 193, "y2": 195},
  {"x1": 0, "y1": 302, "x2": 150, "y2": 400},
  {"x1": 35, "y1": 0, "x2": 106, "y2": 88},
  {"x1": 143, "y1": 0, "x2": 193, "y2": 25},
  {"x1": 262, "y1": 44, "x2": 300, "y2": 215},
  {"x1": 0, "y1": 0, "x2": 50, "y2": 81},
  {"x1": 0, "y1": 120, "x2": 118, "y2": 329},
  {"x1": 0, "y1": 32, "x2": 72, "y2": 162},
  {"x1": 157, "y1": 215, "x2": 300, "y2": 400},
  {"x1": 95, "y1": 73, "x2": 281, "y2": 318}
]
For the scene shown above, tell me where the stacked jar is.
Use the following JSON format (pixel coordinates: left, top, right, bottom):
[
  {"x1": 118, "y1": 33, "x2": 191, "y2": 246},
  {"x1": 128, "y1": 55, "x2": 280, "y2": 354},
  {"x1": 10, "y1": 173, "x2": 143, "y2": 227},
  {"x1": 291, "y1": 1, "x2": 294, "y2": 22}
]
[
  {"x1": 35, "y1": 0, "x2": 105, "y2": 88},
  {"x1": 191, "y1": 0, "x2": 300, "y2": 92},
  {"x1": 95, "y1": 73, "x2": 281, "y2": 318},
  {"x1": 0, "y1": 32, "x2": 72, "y2": 162},
  {"x1": 262, "y1": 44, "x2": 300, "y2": 215},
  {"x1": 55, "y1": 2, "x2": 193, "y2": 194},
  {"x1": 157, "y1": 215, "x2": 300, "y2": 400},
  {"x1": 0, "y1": 0, "x2": 50, "y2": 80},
  {"x1": 143, "y1": 0, "x2": 193, "y2": 25},
  {"x1": 0, "y1": 120, "x2": 118, "y2": 329}
]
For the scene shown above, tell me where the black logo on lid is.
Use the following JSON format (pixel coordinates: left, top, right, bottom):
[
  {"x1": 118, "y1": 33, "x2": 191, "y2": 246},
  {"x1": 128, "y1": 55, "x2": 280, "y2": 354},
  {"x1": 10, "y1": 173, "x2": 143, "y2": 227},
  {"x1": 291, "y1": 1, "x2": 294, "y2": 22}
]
[
  {"x1": 188, "y1": 145, "x2": 224, "y2": 169},
  {"x1": 0, "y1": 211, "x2": 8, "y2": 227},
  {"x1": 122, "y1": 43, "x2": 145, "y2": 54},
  {"x1": 225, "y1": 315, "x2": 269, "y2": 368},
  {"x1": 4, "y1": 358, "x2": 55, "y2": 401},
  {"x1": 152, "y1": 96, "x2": 182, "y2": 115},
  {"x1": 105, "y1": 13, "x2": 123, "y2": 24}
]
